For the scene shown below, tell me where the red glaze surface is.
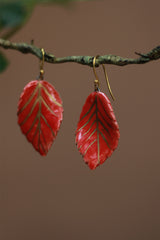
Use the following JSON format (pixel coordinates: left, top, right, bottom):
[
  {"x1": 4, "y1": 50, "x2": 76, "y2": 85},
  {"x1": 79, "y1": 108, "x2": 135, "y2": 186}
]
[
  {"x1": 76, "y1": 91, "x2": 120, "y2": 170},
  {"x1": 17, "y1": 80, "x2": 63, "y2": 156}
]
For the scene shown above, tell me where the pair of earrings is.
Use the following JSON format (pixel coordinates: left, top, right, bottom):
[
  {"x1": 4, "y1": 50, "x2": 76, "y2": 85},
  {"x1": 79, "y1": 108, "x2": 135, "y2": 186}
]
[{"x1": 17, "y1": 50, "x2": 120, "y2": 169}]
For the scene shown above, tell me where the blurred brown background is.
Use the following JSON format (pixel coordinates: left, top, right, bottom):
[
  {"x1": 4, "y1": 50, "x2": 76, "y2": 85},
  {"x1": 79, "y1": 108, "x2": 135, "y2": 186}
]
[{"x1": 1, "y1": 0, "x2": 160, "y2": 239}]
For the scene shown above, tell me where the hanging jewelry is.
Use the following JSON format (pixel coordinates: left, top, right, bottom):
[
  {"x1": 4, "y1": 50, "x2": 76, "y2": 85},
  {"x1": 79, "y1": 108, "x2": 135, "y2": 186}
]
[
  {"x1": 17, "y1": 49, "x2": 63, "y2": 156},
  {"x1": 75, "y1": 56, "x2": 120, "y2": 169}
]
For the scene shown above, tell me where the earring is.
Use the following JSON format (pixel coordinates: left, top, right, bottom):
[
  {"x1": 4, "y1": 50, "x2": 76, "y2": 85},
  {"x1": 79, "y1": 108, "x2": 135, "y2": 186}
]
[
  {"x1": 75, "y1": 56, "x2": 120, "y2": 170},
  {"x1": 17, "y1": 49, "x2": 63, "y2": 156}
]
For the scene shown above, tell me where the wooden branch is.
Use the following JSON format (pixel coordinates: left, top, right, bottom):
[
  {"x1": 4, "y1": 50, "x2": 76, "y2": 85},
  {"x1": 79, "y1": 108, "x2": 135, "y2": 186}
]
[{"x1": 0, "y1": 38, "x2": 160, "y2": 67}]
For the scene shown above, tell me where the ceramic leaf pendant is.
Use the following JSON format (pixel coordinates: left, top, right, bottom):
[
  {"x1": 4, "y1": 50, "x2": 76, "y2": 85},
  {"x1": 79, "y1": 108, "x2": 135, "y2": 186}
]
[
  {"x1": 76, "y1": 91, "x2": 119, "y2": 169},
  {"x1": 17, "y1": 80, "x2": 63, "y2": 155}
]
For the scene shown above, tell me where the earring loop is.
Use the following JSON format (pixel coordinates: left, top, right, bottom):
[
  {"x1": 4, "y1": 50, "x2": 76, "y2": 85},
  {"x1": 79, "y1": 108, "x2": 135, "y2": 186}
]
[
  {"x1": 40, "y1": 48, "x2": 45, "y2": 80},
  {"x1": 93, "y1": 55, "x2": 100, "y2": 91},
  {"x1": 93, "y1": 56, "x2": 115, "y2": 100}
]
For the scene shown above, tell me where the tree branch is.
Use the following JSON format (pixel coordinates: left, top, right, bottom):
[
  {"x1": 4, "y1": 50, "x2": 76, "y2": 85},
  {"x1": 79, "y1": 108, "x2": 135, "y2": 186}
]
[{"x1": 0, "y1": 38, "x2": 160, "y2": 67}]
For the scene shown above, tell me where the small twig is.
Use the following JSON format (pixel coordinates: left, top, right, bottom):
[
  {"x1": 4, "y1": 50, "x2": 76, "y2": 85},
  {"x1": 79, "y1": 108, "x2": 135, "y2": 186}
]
[
  {"x1": 135, "y1": 52, "x2": 147, "y2": 58},
  {"x1": 0, "y1": 38, "x2": 160, "y2": 67}
]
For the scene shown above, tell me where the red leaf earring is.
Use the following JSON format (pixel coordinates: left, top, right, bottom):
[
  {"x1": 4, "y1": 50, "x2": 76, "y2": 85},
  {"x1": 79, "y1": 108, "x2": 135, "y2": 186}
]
[
  {"x1": 75, "y1": 56, "x2": 120, "y2": 170},
  {"x1": 17, "y1": 49, "x2": 63, "y2": 156}
]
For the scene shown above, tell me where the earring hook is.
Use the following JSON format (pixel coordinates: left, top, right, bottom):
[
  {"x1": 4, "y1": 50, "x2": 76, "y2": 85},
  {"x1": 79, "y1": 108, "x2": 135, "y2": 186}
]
[
  {"x1": 39, "y1": 48, "x2": 45, "y2": 80},
  {"x1": 93, "y1": 55, "x2": 100, "y2": 91},
  {"x1": 93, "y1": 56, "x2": 115, "y2": 101}
]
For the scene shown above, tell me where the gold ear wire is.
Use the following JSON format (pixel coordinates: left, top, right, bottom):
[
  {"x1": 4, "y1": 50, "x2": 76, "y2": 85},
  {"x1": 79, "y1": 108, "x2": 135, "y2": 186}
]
[
  {"x1": 93, "y1": 55, "x2": 100, "y2": 91},
  {"x1": 40, "y1": 48, "x2": 45, "y2": 80},
  {"x1": 93, "y1": 56, "x2": 115, "y2": 101},
  {"x1": 101, "y1": 64, "x2": 115, "y2": 101}
]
